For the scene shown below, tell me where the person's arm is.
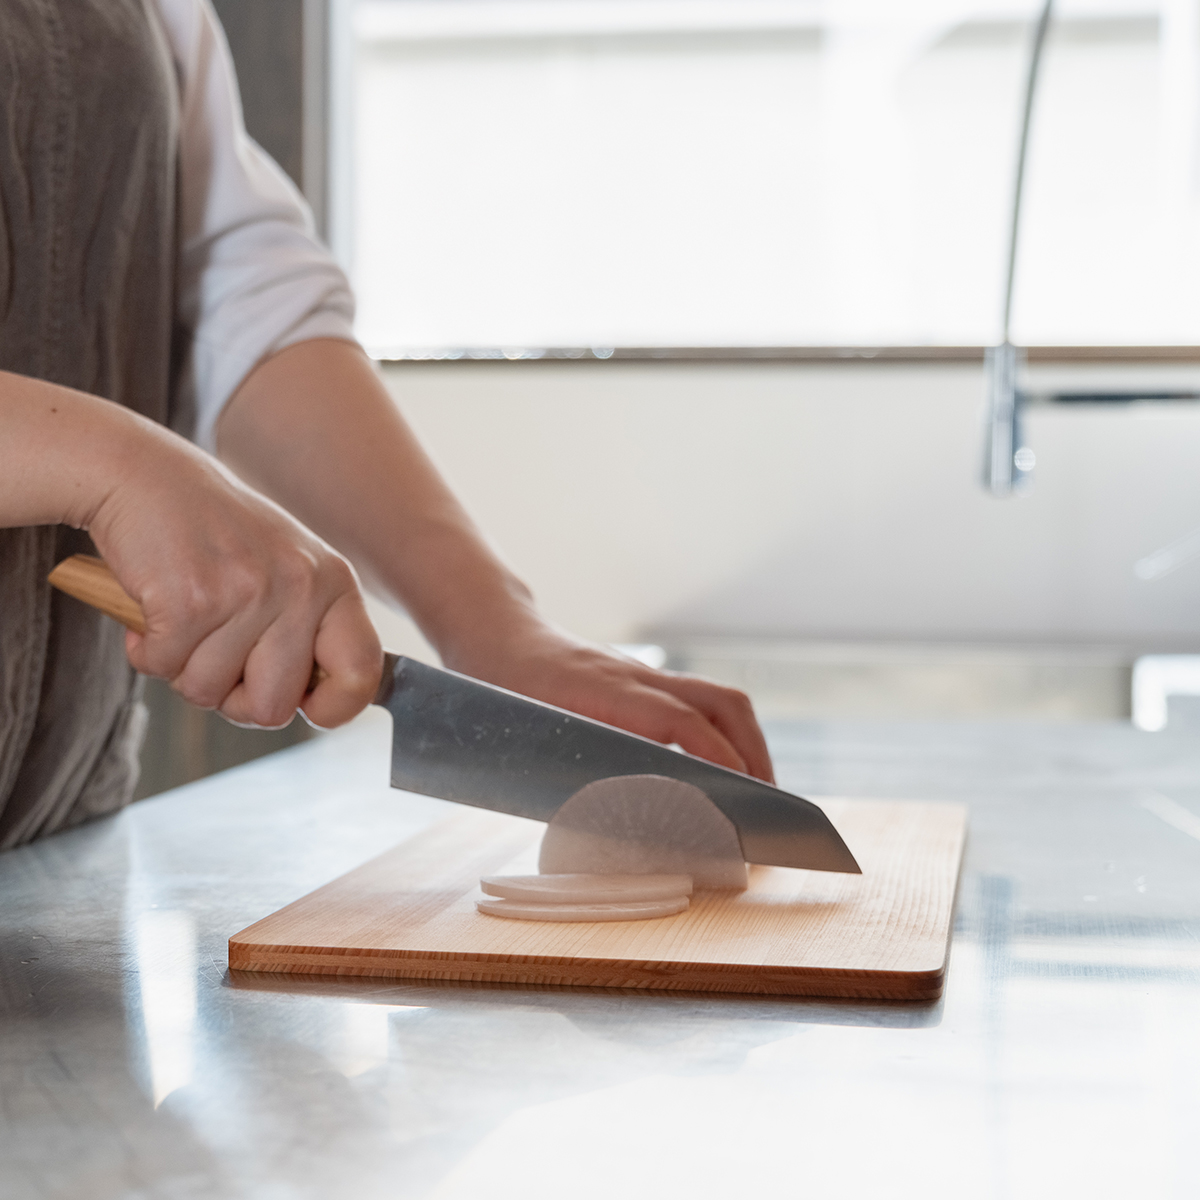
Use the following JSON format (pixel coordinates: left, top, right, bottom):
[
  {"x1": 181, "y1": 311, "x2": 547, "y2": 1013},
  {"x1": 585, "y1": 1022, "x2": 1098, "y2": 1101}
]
[
  {"x1": 216, "y1": 340, "x2": 775, "y2": 781},
  {"x1": 158, "y1": 0, "x2": 773, "y2": 777},
  {"x1": 0, "y1": 369, "x2": 380, "y2": 729},
  {"x1": 156, "y1": 0, "x2": 357, "y2": 453}
]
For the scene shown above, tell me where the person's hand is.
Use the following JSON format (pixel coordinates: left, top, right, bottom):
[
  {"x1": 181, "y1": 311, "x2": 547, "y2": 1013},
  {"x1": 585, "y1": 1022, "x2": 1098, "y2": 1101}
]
[
  {"x1": 88, "y1": 420, "x2": 382, "y2": 729},
  {"x1": 442, "y1": 620, "x2": 775, "y2": 783},
  {"x1": 209, "y1": 338, "x2": 772, "y2": 769}
]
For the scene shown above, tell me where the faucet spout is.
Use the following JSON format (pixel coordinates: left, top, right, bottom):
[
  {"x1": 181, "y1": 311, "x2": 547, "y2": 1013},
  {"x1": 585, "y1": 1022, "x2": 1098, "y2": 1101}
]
[
  {"x1": 983, "y1": 342, "x2": 1031, "y2": 495},
  {"x1": 982, "y1": 0, "x2": 1053, "y2": 496}
]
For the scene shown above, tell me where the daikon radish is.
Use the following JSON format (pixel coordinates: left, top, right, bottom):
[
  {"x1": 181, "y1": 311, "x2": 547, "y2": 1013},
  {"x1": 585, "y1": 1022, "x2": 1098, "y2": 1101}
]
[
  {"x1": 476, "y1": 896, "x2": 689, "y2": 922},
  {"x1": 480, "y1": 873, "x2": 692, "y2": 904},
  {"x1": 538, "y1": 774, "x2": 748, "y2": 891}
]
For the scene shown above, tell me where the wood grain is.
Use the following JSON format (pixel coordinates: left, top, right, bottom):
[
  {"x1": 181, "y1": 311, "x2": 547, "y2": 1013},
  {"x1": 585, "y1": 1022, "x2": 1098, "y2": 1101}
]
[
  {"x1": 47, "y1": 554, "x2": 146, "y2": 633},
  {"x1": 229, "y1": 798, "x2": 967, "y2": 1000}
]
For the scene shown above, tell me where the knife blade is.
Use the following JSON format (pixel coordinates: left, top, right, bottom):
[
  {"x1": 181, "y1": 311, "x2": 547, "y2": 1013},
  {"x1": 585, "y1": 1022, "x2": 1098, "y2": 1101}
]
[
  {"x1": 375, "y1": 653, "x2": 859, "y2": 873},
  {"x1": 48, "y1": 555, "x2": 860, "y2": 873}
]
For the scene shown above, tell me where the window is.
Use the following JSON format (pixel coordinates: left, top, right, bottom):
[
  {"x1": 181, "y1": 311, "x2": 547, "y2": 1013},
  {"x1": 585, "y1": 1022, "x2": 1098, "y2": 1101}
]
[{"x1": 332, "y1": 0, "x2": 1200, "y2": 355}]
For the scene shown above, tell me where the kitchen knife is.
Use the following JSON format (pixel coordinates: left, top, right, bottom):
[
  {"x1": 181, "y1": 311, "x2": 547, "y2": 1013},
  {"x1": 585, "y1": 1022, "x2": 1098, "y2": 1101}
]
[{"x1": 48, "y1": 554, "x2": 861, "y2": 873}]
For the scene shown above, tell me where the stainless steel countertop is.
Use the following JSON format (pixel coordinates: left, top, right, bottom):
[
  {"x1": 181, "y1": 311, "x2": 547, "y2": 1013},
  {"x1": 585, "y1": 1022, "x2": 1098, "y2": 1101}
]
[{"x1": 3, "y1": 709, "x2": 1199, "y2": 1199}]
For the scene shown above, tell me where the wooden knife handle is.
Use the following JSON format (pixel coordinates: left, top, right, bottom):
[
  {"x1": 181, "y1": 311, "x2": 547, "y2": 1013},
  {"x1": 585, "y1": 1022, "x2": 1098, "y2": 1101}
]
[
  {"x1": 48, "y1": 554, "x2": 147, "y2": 634},
  {"x1": 47, "y1": 554, "x2": 327, "y2": 691}
]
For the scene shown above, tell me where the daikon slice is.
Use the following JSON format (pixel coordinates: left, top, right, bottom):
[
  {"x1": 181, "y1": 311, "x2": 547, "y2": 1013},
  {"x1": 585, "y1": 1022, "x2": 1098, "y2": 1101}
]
[
  {"x1": 480, "y1": 873, "x2": 692, "y2": 904},
  {"x1": 476, "y1": 895, "x2": 689, "y2": 922},
  {"x1": 538, "y1": 774, "x2": 748, "y2": 891}
]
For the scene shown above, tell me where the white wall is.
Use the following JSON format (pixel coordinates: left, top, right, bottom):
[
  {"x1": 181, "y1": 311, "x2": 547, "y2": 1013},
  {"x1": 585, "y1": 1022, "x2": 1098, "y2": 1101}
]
[{"x1": 369, "y1": 360, "x2": 1200, "y2": 658}]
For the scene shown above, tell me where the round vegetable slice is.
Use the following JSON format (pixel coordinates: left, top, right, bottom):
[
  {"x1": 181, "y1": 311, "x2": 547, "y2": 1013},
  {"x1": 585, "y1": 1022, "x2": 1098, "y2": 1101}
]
[
  {"x1": 480, "y1": 873, "x2": 693, "y2": 904},
  {"x1": 476, "y1": 896, "x2": 690, "y2": 922},
  {"x1": 538, "y1": 774, "x2": 748, "y2": 891}
]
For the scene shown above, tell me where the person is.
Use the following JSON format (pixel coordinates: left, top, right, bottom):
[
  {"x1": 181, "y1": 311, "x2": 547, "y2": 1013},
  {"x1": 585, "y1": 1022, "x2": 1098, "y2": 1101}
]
[{"x1": 0, "y1": 0, "x2": 772, "y2": 851}]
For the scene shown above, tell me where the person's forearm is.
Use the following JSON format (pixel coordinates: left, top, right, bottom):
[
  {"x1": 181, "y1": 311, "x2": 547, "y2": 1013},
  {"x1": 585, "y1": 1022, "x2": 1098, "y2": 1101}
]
[
  {"x1": 216, "y1": 339, "x2": 775, "y2": 778},
  {"x1": 215, "y1": 339, "x2": 540, "y2": 664},
  {"x1": 0, "y1": 369, "x2": 159, "y2": 530}
]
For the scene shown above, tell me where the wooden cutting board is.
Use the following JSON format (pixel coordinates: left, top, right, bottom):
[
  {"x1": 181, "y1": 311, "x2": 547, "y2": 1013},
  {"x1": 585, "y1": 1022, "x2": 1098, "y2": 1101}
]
[{"x1": 229, "y1": 797, "x2": 967, "y2": 1001}]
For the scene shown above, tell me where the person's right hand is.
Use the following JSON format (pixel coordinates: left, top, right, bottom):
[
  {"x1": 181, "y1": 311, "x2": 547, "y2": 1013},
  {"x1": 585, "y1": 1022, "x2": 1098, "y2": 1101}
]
[{"x1": 87, "y1": 418, "x2": 382, "y2": 730}]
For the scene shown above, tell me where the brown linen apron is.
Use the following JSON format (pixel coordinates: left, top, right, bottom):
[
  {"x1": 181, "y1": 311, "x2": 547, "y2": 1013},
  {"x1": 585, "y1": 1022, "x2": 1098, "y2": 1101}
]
[{"x1": 0, "y1": 0, "x2": 179, "y2": 848}]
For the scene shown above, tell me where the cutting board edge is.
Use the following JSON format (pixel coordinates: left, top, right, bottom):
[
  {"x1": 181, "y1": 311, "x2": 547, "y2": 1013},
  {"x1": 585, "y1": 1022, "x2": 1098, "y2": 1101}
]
[{"x1": 226, "y1": 943, "x2": 946, "y2": 1000}]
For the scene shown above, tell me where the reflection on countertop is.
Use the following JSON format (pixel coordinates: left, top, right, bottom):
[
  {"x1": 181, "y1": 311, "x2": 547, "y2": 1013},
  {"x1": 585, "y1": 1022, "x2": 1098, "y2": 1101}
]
[{"x1": 2, "y1": 709, "x2": 1198, "y2": 1199}]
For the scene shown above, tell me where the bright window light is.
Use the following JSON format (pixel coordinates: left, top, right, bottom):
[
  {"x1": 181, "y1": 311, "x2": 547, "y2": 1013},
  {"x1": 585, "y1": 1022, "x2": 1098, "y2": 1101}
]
[{"x1": 334, "y1": 0, "x2": 1200, "y2": 353}]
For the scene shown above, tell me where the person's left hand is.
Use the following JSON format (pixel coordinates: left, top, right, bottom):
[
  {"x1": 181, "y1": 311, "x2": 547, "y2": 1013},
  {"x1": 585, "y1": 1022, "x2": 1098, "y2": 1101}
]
[
  {"x1": 441, "y1": 621, "x2": 775, "y2": 784},
  {"x1": 214, "y1": 339, "x2": 774, "y2": 777}
]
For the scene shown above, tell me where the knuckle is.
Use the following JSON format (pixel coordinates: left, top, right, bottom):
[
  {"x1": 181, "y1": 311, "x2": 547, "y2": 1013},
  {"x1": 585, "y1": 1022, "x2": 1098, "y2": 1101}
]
[
  {"x1": 168, "y1": 578, "x2": 220, "y2": 629},
  {"x1": 229, "y1": 560, "x2": 271, "y2": 609},
  {"x1": 313, "y1": 647, "x2": 381, "y2": 707},
  {"x1": 132, "y1": 640, "x2": 185, "y2": 682},
  {"x1": 180, "y1": 573, "x2": 218, "y2": 613},
  {"x1": 318, "y1": 554, "x2": 357, "y2": 601},
  {"x1": 172, "y1": 677, "x2": 223, "y2": 711},
  {"x1": 343, "y1": 659, "x2": 382, "y2": 698},
  {"x1": 279, "y1": 548, "x2": 319, "y2": 597}
]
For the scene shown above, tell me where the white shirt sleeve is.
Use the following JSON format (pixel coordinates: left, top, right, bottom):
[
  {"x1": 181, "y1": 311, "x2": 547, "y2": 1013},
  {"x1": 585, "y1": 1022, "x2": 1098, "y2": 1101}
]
[{"x1": 153, "y1": 0, "x2": 357, "y2": 452}]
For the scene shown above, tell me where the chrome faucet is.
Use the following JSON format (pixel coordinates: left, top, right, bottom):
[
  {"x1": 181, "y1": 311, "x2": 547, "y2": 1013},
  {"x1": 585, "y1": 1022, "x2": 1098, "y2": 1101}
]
[
  {"x1": 983, "y1": 341, "x2": 1028, "y2": 494},
  {"x1": 983, "y1": 0, "x2": 1053, "y2": 496}
]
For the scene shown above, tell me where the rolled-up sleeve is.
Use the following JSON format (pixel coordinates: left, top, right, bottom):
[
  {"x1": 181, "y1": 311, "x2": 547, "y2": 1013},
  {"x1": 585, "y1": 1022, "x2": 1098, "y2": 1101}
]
[{"x1": 155, "y1": 0, "x2": 357, "y2": 452}]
